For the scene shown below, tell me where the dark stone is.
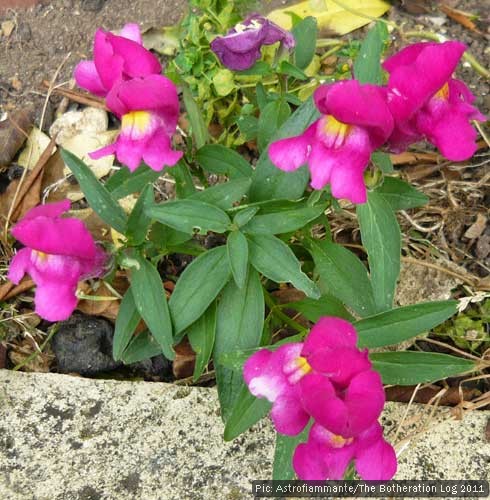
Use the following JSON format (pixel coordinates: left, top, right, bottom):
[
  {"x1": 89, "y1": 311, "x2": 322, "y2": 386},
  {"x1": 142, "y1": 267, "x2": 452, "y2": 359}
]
[
  {"x1": 17, "y1": 22, "x2": 32, "y2": 42},
  {"x1": 80, "y1": 0, "x2": 107, "y2": 12},
  {"x1": 51, "y1": 313, "x2": 122, "y2": 375},
  {"x1": 129, "y1": 355, "x2": 173, "y2": 381}
]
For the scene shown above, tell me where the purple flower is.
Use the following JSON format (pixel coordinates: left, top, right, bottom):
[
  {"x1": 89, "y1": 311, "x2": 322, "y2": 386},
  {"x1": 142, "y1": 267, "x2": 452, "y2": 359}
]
[
  {"x1": 293, "y1": 422, "x2": 397, "y2": 480},
  {"x1": 8, "y1": 200, "x2": 107, "y2": 321},
  {"x1": 210, "y1": 14, "x2": 295, "y2": 71},
  {"x1": 383, "y1": 41, "x2": 486, "y2": 161},
  {"x1": 244, "y1": 317, "x2": 385, "y2": 438},
  {"x1": 89, "y1": 75, "x2": 183, "y2": 172},
  {"x1": 74, "y1": 23, "x2": 162, "y2": 97},
  {"x1": 268, "y1": 80, "x2": 394, "y2": 204}
]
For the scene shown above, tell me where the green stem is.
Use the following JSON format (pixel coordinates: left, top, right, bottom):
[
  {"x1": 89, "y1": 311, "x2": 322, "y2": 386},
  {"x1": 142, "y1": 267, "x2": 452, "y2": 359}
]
[{"x1": 264, "y1": 290, "x2": 308, "y2": 334}]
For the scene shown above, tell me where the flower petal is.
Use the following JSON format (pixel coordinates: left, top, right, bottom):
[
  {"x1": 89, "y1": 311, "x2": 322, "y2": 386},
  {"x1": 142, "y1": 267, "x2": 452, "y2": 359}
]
[
  {"x1": 293, "y1": 441, "x2": 327, "y2": 480},
  {"x1": 314, "y1": 81, "x2": 393, "y2": 147},
  {"x1": 119, "y1": 23, "x2": 142, "y2": 44},
  {"x1": 268, "y1": 123, "x2": 316, "y2": 172},
  {"x1": 22, "y1": 199, "x2": 70, "y2": 221},
  {"x1": 271, "y1": 392, "x2": 310, "y2": 435},
  {"x1": 355, "y1": 436, "x2": 397, "y2": 480},
  {"x1": 73, "y1": 61, "x2": 107, "y2": 97},
  {"x1": 308, "y1": 347, "x2": 371, "y2": 388},
  {"x1": 12, "y1": 217, "x2": 97, "y2": 260},
  {"x1": 143, "y1": 131, "x2": 183, "y2": 171},
  {"x1": 302, "y1": 316, "x2": 359, "y2": 356},
  {"x1": 93, "y1": 29, "x2": 125, "y2": 91},
  {"x1": 344, "y1": 370, "x2": 385, "y2": 436},
  {"x1": 34, "y1": 282, "x2": 78, "y2": 321},
  {"x1": 7, "y1": 247, "x2": 32, "y2": 284},
  {"x1": 105, "y1": 75, "x2": 179, "y2": 129}
]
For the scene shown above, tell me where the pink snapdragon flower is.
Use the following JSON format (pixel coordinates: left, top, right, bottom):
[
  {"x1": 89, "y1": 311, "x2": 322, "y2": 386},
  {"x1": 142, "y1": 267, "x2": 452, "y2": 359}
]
[
  {"x1": 268, "y1": 80, "x2": 394, "y2": 204},
  {"x1": 244, "y1": 317, "x2": 385, "y2": 437},
  {"x1": 7, "y1": 200, "x2": 107, "y2": 322},
  {"x1": 293, "y1": 422, "x2": 397, "y2": 480},
  {"x1": 89, "y1": 75, "x2": 183, "y2": 172},
  {"x1": 383, "y1": 41, "x2": 486, "y2": 161},
  {"x1": 74, "y1": 23, "x2": 161, "y2": 97}
]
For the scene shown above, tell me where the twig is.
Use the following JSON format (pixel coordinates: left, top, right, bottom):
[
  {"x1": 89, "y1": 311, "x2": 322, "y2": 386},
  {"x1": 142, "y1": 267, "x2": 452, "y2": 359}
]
[{"x1": 12, "y1": 323, "x2": 59, "y2": 371}]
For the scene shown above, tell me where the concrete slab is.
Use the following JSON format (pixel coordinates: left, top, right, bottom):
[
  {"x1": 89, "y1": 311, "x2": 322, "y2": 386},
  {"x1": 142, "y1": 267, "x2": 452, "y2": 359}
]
[{"x1": 0, "y1": 370, "x2": 488, "y2": 499}]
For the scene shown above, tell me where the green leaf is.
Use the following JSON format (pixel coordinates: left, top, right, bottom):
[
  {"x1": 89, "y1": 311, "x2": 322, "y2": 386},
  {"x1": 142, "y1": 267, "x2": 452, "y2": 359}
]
[
  {"x1": 191, "y1": 178, "x2": 251, "y2": 210},
  {"x1": 285, "y1": 294, "x2": 354, "y2": 323},
  {"x1": 129, "y1": 253, "x2": 174, "y2": 360},
  {"x1": 257, "y1": 99, "x2": 291, "y2": 152},
  {"x1": 149, "y1": 223, "x2": 191, "y2": 250},
  {"x1": 278, "y1": 60, "x2": 308, "y2": 80},
  {"x1": 372, "y1": 151, "x2": 393, "y2": 174},
  {"x1": 183, "y1": 85, "x2": 208, "y2": 148},
  {"x1": 196, "y1": 144, "x2": 253, "y2": 178},
  {"x1": 356, "y1": 300, "x2": 458, "y2": 348},
  {"x1": 121, "y1": 330, "x2": 162, "y2": 364},
  {"x1": 213, "y1": 68, "x2": 236, "y2": 96},
  {"x1": 146, "y1": 199, "x2": 231, "y2": 234},
  {"x1": 370, "y1": 351, "x2": 475, "y2": 385},
  {"x1": 60, "y1": 148, "x2": 127, "y2": 233},
  {"x1": 105, "y1": 165, "x2": 161, "y2": 199},
  {"x1": 215, "y1": 268, "x2": 264, "y2": 420},
  {"x1": 227, "y1": 231, "x2": 249, "y2": 289},
  {"x1": 376, "y1": 177, "x2": 429, "y2": 211},
  {"x1": 187, "y1": 302, "x2": 217, "y2": 382},
  {"x1": 308, "y1": 238, "x2": 377, "y2": 317},
  {"x1": 292, "y1": 16, "x2": 318, "y2": 69},
  {"x1": 223, "y1": 385, "x2": 271, "y2": 441},
  {"x1": 169, "y1": 246, "x2": 231, "y2": 334},
  {"x1": 274, "y1": 425, "x2": 310, "y2": 479},
  {"x1": 241, "y1": 205, "x2": 326, "y2": 235},
  {"x1": 126, "y1": 184, "x2": 153, "y2": 245},
  {"x1": 236, "y1": 61, "x2": 271, "y2": 76},
  {"x1": 113, "y1": 288, "x2": 141, "y2": 361},
  {"x1": 250, "y1": 97, "x2": 319, "y2": 202},
  {"x1": 353, "y1": 21, "x2": 388, "y2": 84},
  {"x1": 357, "y1": 191, "x2": 401, "y2": 312},
  {"x1": 233, "y1": 207, "x2": 260, "y2": 227},
  {"x1": 248, "y1": 234, "x2": 320, "y2": 299},
  {"x1": 167, "y1": 160, "x2": 196, "y2": 198}
]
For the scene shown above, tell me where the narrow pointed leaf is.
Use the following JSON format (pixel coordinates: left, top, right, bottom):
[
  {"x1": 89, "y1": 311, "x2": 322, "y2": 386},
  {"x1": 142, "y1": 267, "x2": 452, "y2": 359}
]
[{"x1": 227, "y1": 231, "x2": 249, "y2": 289}]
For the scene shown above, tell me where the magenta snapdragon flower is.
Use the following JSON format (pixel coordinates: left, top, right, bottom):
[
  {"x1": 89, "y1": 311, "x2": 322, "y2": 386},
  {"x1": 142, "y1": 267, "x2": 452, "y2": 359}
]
[
  {"x1": 210, "y1": 14, "x2": 295, "y2": 71},
  {"x1": 8, "y1": 200, "x2": 107, "y2": 321},
  {"x1": 268, "y1": 81, "x2": 394, "y2": 204},
  {"x1": 244, "y1": 317, "x2": 385, "y2": 437},
  {"x1": 383, "y1": 41, "x2": 485, "y2": 161},
  {"x1": 89, "y1": 75, "x2": 183, "y2": 172},
  {"x1": 293, "y1": 422, "x2": 397, "y2": 480},
  {"x1": 74, "y1": 23, "x2": 161, "y2": 97}
]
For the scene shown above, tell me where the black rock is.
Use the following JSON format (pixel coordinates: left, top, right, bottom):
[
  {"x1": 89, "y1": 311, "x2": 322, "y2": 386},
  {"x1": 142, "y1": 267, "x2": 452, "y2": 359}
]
[
  {"x1": 52, "y1": 313, "x2": 122, "y2": 375},
  {"x1": 129, "y1": 355, "x2": 173, "y2": 381}
]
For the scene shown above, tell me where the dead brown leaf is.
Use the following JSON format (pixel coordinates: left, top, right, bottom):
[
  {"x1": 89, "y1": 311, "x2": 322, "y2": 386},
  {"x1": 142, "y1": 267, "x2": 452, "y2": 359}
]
[
  {"x1": 386, "y1": 385, "x2": 480, "y2": 405},
  {"x1": 77, "y1": 281, "x2": 118, "y2": 317},
  {"x1": 390, "y1": 151, "x2": 441, "y2": 165},
  {"x1": 8, "y1": 336, "x2": 55, "y2": 372},
  {"x1": 0, "y1": 107, "x2": 34, "y2": 166},
  {"x1": 173, "y1": 337, "x2": 196, "y2": 379},
  {"x1": 439, "y1": 3, "x2": 481, "y2": 33},
  {"x1": 0, "y1": 344, "x2": 6, "y2": 369},
  {"x1": 464, "y1": 213, "x2": 487, "y2": 240},
  {"x1": 0, "y1": 277, "x2": 35, "y2": 301}
]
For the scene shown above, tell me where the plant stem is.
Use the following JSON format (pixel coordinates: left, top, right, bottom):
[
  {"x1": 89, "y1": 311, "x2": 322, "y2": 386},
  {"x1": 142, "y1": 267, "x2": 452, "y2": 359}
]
[{"x1": 264, "y1": 290, "x2": 307, "y2": 334}]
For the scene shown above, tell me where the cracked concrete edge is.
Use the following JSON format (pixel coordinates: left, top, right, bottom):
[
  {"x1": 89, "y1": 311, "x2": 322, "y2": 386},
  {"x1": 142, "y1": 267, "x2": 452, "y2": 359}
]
[{"x1": 0, "y1": 370, "x2": 488, "y2": 500}]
